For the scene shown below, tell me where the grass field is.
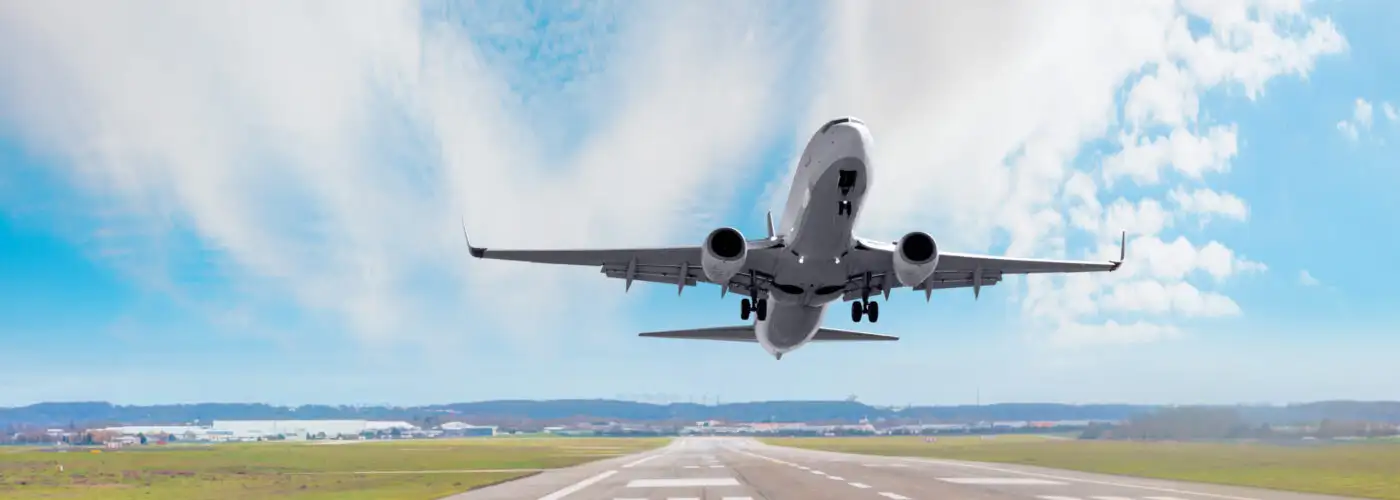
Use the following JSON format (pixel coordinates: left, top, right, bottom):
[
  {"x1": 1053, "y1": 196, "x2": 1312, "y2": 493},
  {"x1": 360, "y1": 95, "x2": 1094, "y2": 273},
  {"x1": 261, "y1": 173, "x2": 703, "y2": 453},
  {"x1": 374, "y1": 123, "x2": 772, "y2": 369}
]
[
  {"x1": 0, "y1": 437, "x2": 668, "y2": 500},
  {"x1": 762, "y1": 435, "x2": 1400, "y2": 499}
]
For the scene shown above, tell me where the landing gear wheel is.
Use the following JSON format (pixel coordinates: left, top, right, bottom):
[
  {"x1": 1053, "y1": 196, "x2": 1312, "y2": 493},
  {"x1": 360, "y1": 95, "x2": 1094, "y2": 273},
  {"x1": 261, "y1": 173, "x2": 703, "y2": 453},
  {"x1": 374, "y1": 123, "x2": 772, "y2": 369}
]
[
  {"x1": 741, "y1": 298, "x2": 752, "y2": 321},
  {"x1": 866, "y1": 300, "x2": 879, "y2": 323},
  {"x1": 851, "y1": 301, "x2": 864, "y2": 322},
  {"x1": 838, "y1": 200, "x2": 851, "y2": 217},
  {"x1": 755, "y1": 299, "x2": 769, "y2": 321}
]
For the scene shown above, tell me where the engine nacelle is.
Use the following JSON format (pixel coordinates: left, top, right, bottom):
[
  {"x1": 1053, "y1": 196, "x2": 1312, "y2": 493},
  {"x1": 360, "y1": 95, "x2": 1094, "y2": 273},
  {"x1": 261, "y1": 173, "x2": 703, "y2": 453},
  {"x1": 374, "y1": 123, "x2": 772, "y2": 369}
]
[
  {"x1": 893, "y1": 231, "x2": 939, "y2": 287},
  {"x1": 702, "y1": 227, "x2": 748, "y2": 284}
]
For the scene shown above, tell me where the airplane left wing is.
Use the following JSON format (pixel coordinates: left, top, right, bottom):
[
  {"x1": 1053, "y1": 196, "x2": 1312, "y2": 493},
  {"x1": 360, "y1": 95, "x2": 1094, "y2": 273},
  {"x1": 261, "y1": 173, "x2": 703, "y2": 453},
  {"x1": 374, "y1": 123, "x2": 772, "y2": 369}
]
[
  {"x1": 841, "y1": 232, "x2": 1125, "y2": 301},
  {"x1": 461, "y1": 220, "x2": 782, "y2": 295}
]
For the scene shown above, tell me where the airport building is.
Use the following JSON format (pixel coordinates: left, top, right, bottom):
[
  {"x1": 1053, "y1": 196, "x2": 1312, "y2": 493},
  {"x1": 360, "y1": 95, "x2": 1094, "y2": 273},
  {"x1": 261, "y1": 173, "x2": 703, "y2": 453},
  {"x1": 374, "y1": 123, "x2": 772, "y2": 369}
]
[{"x1": 102, "y1": 420, "x2": 419, "y2": 441}]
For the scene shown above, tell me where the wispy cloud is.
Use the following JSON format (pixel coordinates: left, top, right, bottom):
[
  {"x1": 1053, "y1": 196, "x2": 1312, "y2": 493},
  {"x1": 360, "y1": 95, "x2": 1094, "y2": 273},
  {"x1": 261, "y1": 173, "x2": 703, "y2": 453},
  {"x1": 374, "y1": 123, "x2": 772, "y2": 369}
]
[
  {"x1": 1337, "y1": 97, "x2": 1374, "y2": 142},
  {"x1": 1299, "y1": 270, "x2": 1321, "y2": 287},
  {"x1": 0, "y1": 1, "x2": 809, "y2": 350}
]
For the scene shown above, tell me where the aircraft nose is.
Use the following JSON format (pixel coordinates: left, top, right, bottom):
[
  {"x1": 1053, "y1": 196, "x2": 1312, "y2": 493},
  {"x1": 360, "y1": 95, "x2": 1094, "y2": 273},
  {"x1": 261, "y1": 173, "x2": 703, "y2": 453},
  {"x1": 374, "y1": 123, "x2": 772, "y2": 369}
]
[{"x1": 819, "y1": 117, "x2": 871, "y2": 156}]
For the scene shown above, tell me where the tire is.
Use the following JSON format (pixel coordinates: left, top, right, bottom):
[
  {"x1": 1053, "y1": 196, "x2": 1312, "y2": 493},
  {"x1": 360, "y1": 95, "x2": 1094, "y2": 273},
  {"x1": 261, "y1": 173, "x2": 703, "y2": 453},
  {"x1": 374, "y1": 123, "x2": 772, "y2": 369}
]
[
  {"x1": 851, "y1": 301, "x2": 863, "y2": 322},
  {"x1": 867, "y1": 300, "x2": 880, "y2": 323},
  {"x1": 756, "y1": 299, "x2": 769, "y2": 322},
  {"x1": 741, "y1": 298, "x2": 752, "y2": 321}
]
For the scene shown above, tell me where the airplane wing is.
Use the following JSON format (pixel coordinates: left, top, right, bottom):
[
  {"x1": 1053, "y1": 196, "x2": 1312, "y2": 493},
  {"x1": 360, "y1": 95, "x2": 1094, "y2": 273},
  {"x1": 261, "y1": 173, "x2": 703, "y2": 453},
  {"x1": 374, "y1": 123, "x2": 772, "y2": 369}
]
[
  {"x1": 638, "y1": 326, "x2": 897, "y2": 342},
  {"x1": 461, "y1": 219, "x2": 783, "y2": 296},
  {"x1": 840, "y1": 232, "x2": 1125, "y2": 301}
]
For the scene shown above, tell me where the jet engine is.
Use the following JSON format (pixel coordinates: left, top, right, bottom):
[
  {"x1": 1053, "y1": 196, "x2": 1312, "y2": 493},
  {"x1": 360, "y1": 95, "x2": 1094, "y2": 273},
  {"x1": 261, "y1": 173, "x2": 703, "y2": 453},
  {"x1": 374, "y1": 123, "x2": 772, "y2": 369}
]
[
  {"x1": 893, "y1": 231, "x2": 939, "y2": 287},
  {"x1": 702, "y1": 227, "x2": 748, "y2": 284}
]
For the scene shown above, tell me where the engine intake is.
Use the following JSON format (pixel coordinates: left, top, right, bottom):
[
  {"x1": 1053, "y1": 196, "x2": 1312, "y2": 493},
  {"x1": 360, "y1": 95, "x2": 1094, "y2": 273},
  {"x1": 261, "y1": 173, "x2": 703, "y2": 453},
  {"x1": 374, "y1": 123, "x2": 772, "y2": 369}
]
[
  {"x1": 702, "y1": 227, "x2": 748, "y2": 284},
  {"x1": 893, "y1": 231, "x2": 939, "y2": 287}
]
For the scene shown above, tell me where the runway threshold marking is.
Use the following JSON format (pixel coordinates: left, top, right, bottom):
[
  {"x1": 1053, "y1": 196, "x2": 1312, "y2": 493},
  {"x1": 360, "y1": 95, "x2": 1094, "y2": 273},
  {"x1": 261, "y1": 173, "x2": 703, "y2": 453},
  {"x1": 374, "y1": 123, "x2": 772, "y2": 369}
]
[
  {"x1": 895, "y1": 458, "x2": 1261, "y2": 500},
  {"x1": 538, "y1": 469, "x2": 617, "y2": 500},
  {"x1": 626, "y1": 478, "x2": 742, "y2": 488},
  {"x1": 938, "y1": 477, "x2": 1069, "y2": 485}
]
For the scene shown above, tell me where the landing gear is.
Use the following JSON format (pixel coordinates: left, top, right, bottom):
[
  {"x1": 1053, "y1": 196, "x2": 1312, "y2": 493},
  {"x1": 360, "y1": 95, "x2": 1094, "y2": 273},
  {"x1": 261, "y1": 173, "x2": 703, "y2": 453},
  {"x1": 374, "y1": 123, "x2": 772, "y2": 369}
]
[
  {"x1": 741, "y1": 298, "x2": 768, "y2": 321},
  {"x1": 837, "y1": 200, "x2": 852, "y2": 217},
  {"x1": 850, "y1": 300, "x2": 880, "y2": 323},
  {"x1": 838, "y1": 169, "x2": 858, "y2": 196}
]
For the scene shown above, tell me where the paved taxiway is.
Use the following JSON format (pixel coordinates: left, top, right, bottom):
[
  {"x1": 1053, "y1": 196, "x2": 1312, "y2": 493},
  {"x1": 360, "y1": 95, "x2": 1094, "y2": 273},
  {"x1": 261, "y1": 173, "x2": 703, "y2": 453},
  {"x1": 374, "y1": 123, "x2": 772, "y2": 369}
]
[{"x1": 442, "y1": 437, "x2": 1357, "y2": 500}]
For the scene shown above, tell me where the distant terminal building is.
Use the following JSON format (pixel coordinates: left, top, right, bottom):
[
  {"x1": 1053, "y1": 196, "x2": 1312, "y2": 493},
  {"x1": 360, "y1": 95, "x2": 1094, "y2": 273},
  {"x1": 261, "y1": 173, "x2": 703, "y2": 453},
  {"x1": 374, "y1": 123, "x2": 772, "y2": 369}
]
[{"x1": 102, "y1": 420, "x2": 418, "y2": 442}]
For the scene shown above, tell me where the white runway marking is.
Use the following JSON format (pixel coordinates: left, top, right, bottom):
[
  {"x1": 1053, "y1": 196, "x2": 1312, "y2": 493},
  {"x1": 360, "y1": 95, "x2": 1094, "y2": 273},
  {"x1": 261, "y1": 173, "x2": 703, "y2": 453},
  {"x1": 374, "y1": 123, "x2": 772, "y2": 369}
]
[
  {"x1": 878, "y1": 493, "x2": 910, "y2": 500},
  {"x1": 622, "y1": 454, "x2": 666, "y2": 468},
  {"x1": 938, "y1": 477, "x2": 1069, "y2": 485},
  {"x1": 1038, "y1": 496, "x2": 1081, "y2": 500},
  {"x1": 1145, "y1": 497, "x2": 1191, "y2": 500},
  {"x1": 849, "y1": 482, "x2": 872, "y2": 489},
  {"x1": 721, "y1": 497, "x2": 754, "y2": 500},
  {"x1": 828, "y1": 476, "x2": 845, "y2": 481},
  {"x1": 538, "y1": 470, "x2": 617, "y2": 500},
  {"x1": 683, "y1": 465, "x2": 699, "y2": 469},
  {"x1": 666, "y1": 497, "x2": 700, "y2": 500},
  {"x1": 897, "y1": 457, "x2": 1260, "y2": 500},
  {"x1": 1092, "y1": 497, "x2": 1135, "y2": 500},
  {"x1": 810, "y1": 470, "x2": 826, "y2": 475},
  {"x1": 626, "y1": 478, "x2": 742, "y2": 488},
  {"x1": 708, "y1": 465, "x2": 724, "y2": 469}
]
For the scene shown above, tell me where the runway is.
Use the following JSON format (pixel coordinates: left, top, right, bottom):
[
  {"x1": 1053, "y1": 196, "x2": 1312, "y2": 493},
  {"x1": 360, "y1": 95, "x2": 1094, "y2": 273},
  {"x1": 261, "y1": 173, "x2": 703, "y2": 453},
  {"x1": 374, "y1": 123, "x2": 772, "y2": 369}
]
[{"x1": 441, "y1": 437, "x2": 1357, "y2": 500}]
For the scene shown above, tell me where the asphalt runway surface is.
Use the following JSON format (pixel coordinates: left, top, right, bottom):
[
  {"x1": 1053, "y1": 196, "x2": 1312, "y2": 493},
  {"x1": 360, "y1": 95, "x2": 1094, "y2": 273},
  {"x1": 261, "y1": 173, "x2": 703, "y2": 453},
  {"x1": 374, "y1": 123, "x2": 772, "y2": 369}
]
[{"x1": 443, "y1": 437, "x2": 1357, "y2": 500}]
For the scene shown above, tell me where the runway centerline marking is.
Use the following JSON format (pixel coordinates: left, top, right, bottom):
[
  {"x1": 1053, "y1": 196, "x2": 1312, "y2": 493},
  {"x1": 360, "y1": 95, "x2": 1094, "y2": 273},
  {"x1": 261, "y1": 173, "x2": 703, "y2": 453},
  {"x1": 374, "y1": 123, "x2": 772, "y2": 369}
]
[
  {"x1": 538, "y1": 470, "x2": 616, "y2": 500},
  {"x1": 721, "y1": 497, "x2": 754, "y2": 500},
  {"x1": 878, "y1": 493, "x2": 910, "y2": 500},
  {"x1": 1037, "y1": 496, "x2": 1080, "y2": 500},
  {"x1": 894, "y1": 457, "x2": 1261, "y2": 500},
  {"x1": 1092, "y1": 497, "x2": 1135, "y2": 500},
  {"x1": 849, "y1": 482, "x2": 872, "y2": 489},
  {"x1": 626, "y1": 478, "x2": 741, "y2": 488},
  {"x1": 938, "y1": 477, "x2": 1069, "y2": 485},
  {"x1": 828, "y1": 476, "x2": 845, "y2": 481}
]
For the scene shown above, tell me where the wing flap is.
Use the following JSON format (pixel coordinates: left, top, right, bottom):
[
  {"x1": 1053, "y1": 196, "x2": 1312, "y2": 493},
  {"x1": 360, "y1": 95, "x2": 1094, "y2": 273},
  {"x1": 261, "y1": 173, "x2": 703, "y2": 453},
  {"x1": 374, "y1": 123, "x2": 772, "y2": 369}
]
[
  {"x1": 637, "y1": 326, "x2": 756, "y2": 343},
  {"x1": 811, "y1": 328, "x2": 899, "y2": 342}
]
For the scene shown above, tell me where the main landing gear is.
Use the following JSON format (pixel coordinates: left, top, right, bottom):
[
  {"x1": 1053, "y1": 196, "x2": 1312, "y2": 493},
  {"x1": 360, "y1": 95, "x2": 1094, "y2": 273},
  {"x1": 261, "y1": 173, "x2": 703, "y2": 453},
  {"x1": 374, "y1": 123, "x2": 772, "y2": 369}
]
[
  {"x1": 851, "y1": 299, "x2": 879, "y2": 323},
  {"x1": 741, "y1": 298, "x2": 768, "y2": 321}
]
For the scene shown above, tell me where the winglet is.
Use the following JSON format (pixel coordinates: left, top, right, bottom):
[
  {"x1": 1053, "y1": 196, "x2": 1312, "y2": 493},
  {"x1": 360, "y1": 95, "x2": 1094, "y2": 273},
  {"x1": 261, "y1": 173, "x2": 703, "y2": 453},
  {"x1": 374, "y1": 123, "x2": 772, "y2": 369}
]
[
  {"x1": 765, "y1": 211, "x2": 776, "y2": 240},
  {"x1": 461, "y1": 216, "x2": 486, "y2": 259},
  {"x1": 1109, "y1": 230, "x2": 1125, "y2": 271}
]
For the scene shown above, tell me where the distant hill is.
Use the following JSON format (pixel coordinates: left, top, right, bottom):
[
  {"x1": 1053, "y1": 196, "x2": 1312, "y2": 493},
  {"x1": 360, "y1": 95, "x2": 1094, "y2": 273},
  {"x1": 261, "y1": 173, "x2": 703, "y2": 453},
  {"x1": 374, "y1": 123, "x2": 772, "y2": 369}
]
[{"x1": 2, "y1": 400, "x2": 1397, "y2": 428}]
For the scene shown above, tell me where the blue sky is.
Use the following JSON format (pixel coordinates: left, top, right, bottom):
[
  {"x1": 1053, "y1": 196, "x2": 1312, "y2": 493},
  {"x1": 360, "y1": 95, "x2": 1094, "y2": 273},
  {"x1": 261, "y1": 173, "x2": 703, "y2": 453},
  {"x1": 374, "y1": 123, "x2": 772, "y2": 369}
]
[{"x1": 1, "y1": 1, "x2": 1397, "y2": 407}]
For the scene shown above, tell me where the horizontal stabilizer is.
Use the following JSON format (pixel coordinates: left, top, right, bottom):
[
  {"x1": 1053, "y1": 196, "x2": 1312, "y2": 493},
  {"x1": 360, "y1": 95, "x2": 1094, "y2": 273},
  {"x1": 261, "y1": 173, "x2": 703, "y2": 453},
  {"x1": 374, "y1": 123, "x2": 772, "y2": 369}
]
[
  {"x1": 638, "y1": 326, "x2": 756, "y2": 342},
  {"x1": 638, "y1": 326, "x2": 897, "y2": 342},
  {"x1": 812, "y1": 328, "x2": 898, "y2": 342}
]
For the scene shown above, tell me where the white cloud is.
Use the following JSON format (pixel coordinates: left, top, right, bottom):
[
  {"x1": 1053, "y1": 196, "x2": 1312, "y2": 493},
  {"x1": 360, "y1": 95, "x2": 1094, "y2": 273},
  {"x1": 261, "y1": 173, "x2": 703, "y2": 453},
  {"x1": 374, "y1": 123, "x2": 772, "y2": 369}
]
[
  {"x1": 1337, "y1": 97, "x2": 1374, "y2": 141},
  {"x1": 1102, "y1": 126, "x2": 1240, "y2": 187},
  {"x1": 1169, "y1": 186, "x2": 1249, "y2": 225},
  {"x1": 0, "y1": 1, "x2": 802, "y2": 346},
  {"x1": 800, "y1": 1, "x2": 1338, "y2": 347},
  {"x1": 1384, "y1": 102, "x2": 1399, "y2": 122},
  {"x1": 1299, "y1": 270, "x2": 1321, "y2": 286}
]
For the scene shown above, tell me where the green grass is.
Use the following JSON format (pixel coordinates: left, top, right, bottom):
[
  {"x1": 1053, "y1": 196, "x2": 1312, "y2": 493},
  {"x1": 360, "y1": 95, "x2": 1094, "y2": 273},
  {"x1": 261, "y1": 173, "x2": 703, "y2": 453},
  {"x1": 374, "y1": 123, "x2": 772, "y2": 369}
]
[
  {"x1": 762, "y1": 435, "x2": 1400, "y2": 499},
  {"x1": 0, "y1": 437, "x2": 668, "y2": 500}
]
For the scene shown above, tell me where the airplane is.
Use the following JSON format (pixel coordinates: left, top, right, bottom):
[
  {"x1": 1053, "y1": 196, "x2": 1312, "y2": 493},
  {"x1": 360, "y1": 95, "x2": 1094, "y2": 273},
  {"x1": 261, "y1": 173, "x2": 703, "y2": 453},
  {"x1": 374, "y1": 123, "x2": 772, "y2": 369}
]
[{"x1": 461, "y1": 116, "x2": 1125, "y2": 360}]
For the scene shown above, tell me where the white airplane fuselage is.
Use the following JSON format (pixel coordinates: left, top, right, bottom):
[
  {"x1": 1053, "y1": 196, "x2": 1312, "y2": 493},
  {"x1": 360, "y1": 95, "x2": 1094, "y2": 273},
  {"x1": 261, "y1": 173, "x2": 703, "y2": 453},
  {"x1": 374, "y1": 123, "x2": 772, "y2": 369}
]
[{"x1": 755, "y1": 118, "x2": 873, "y2": 358}]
